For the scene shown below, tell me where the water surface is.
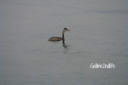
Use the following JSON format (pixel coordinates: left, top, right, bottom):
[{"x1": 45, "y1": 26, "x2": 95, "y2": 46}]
[{"x1": 0, "y1": 0, "x2": 128, "y2": 85}]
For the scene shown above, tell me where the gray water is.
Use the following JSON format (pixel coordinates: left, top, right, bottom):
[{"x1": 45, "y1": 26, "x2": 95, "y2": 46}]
[{"x1": 0, "y1": 0, "x2": 128, "y2": 85}]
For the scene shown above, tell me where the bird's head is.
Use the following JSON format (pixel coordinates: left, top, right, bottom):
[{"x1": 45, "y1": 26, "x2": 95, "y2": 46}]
[{"x1": 63, "y1": 28, "x2": 70, "y2": 32}]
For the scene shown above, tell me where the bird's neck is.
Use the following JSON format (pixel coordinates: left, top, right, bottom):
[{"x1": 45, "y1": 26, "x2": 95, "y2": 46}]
[{"x1": 62, "y1": 31, "x2": 65, "y2": 44}]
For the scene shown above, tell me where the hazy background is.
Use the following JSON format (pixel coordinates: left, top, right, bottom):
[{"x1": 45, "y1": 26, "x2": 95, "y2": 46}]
[{"x1": 0, "y1": 0, "x2": 128, "y2": 85}]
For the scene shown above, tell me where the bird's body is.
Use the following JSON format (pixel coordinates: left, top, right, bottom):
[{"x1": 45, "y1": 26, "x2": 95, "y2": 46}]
[
  {"x1": 48, "y1": 28, "x2": 70, "y2": 42},
  {"x1": 48, "y1": 36, "x2": 62, "y2": 41}
]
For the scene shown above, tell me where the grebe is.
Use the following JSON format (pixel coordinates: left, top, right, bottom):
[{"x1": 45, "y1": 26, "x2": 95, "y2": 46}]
[{"x1": 48, "y1": 28, "x2": 70, "y2": 42}]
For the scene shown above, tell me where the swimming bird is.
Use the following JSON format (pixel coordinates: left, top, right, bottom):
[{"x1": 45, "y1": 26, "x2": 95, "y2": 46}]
[{"x1": 48, "y1": 28, "x2": 70, "y2": 43}]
